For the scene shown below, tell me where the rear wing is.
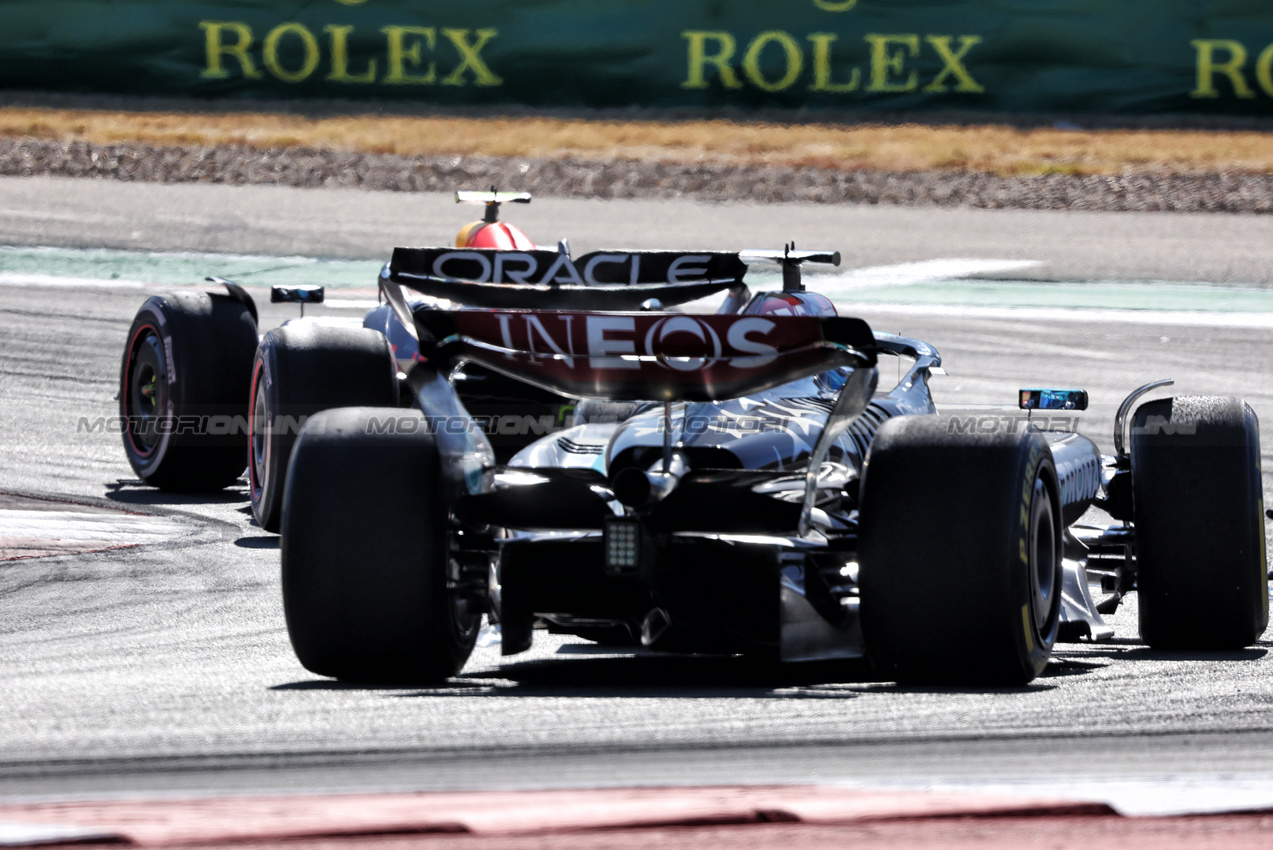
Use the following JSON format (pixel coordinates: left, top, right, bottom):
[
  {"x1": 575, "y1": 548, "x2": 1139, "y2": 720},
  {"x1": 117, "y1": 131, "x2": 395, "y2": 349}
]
[
  {"x1": 387, "y1": 247, "x2": 746, "y2": 310},
  {"x1": 415, "y1": 308, "x2": 876, "y2": 401}
]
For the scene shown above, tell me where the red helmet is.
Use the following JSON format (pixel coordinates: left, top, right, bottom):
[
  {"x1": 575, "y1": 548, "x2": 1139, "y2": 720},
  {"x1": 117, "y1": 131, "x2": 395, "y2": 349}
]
[
  {"x1": 456, "y1": 219, "x2": 536, "y2": 250},
  {"x1": 454, "y1": 190, "x2": 535, "y2": 249}
]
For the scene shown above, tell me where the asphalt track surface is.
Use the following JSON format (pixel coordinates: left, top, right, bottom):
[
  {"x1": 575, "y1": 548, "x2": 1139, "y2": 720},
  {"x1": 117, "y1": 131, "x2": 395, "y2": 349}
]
[{"x1": 2, "y1": 176, "x2": 1273, "y2": 817}]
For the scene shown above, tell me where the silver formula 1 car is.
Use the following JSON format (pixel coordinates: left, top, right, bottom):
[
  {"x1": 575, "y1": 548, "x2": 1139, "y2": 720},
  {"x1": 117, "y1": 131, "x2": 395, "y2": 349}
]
[{"x1": 118, "y1": 198, "x2": 1269, "y2": 687}]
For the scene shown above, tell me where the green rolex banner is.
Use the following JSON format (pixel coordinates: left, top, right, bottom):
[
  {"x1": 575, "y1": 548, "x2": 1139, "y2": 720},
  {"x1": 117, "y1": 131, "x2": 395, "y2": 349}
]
[{"x1": 1, "y1": 1, "x2": 1272, "y2": 116}]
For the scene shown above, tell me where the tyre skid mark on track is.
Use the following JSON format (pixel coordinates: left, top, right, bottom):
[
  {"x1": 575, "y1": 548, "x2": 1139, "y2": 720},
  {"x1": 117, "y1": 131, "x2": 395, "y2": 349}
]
[
  {"x1": 0, "y1": 494, "x2": 201, "y2": 561},
  {"x1": 0, "y1": 272, "x2": 149, "y2": 290},
  {"x1": 825, "y1": 258, "x2": 1044, "y2": 290}
]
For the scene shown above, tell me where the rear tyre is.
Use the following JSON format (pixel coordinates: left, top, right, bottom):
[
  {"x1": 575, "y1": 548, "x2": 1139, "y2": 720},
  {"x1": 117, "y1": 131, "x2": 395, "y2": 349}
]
[
  {"x1": 249, "y1": 324, "x2": 397, "y2": 533},
  {"x1": 1131, "y1": 395, "x2": 1267, "y2": 649},
  {"x1": 281, "y1": 407, "x2": 479, "y2": 683},
  {"x1": 859, "y1": 418, "x2": 1063, "y2": 686},
  {"x1": 119, "y1": 292, "x2": 257, "y2": 491}
]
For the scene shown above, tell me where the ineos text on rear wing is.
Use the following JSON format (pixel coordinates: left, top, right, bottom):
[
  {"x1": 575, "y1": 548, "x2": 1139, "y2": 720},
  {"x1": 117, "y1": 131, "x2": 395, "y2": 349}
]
[{"x1": 415, "y1": 309, "x2": 876, "y2": 402}]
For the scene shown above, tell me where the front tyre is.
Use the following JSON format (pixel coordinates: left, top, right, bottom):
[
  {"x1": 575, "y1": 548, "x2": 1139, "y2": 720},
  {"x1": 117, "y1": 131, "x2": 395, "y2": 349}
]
[
  {"x1": 281, "y1": 407, "x2": 479, "y2": 683},
  {"x1": 859, "y1": 418, "x2": 1063, "y2": 686},
  {"x1": 119, "y1": 292, "x2": 257, "y2": 491},
  {"x1": 1131, "y1": 395, "x2": 1267, "y2": 649}
]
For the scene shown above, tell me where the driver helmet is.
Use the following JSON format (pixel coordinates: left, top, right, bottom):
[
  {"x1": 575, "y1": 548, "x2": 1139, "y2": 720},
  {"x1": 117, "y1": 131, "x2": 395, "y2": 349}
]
[{"x1": 456, "y1": 219, "x2": 536, "y2": 250}]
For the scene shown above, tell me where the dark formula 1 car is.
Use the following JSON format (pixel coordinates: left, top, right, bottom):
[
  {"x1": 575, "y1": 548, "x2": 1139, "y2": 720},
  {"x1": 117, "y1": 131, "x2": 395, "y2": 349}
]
[
  {"x1": 119, "y1": 190, "x2": 550, "y2": 532},
  {"x1": 119, "y1": 200, "x2": 1269, "y2": 687}
]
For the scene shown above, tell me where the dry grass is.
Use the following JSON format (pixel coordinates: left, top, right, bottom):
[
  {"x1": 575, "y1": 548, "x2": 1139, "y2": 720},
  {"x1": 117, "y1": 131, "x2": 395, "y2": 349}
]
[{"x1": 1, "y1": 106, "x2": 1271, "y2": 176}]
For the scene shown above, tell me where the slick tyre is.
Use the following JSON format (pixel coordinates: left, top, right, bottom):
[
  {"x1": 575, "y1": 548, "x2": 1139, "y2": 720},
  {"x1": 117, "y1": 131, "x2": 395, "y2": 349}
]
[
  {"x1": 249, "y1": 324, "x2": 397, "y2": 533},
  {"x1": 281, "y1": 407, "x2": 479, "y2": 683},
  {"x1": 859, "y1": 418, "x2": 1063, "y2": 686},
  {"x1": 1131, "y1": 395, "x2": 1268, "y2": 649},
  {"x1": 119, "y1": 292, "x2": 257, "y2": 491}
]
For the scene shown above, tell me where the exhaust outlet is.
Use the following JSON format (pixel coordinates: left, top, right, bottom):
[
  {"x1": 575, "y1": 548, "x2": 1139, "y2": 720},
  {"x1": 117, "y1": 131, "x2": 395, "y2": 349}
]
[{"x1": 612, "y1": 452, "x2": 688, "y2": 508}]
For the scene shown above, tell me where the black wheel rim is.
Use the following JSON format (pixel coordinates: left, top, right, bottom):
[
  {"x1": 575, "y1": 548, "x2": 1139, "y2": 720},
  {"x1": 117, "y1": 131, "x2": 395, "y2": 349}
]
[
  {"x1": 249, "y1": 365, "x2": 268, "y2": 502},
  {"x1": 1029, "y1": 475, "x2": 1059, "y2": 633},
  {"x1": 124, "y1": 328, "x2": 167, "y2": 456},
  {"x1": 447, "y1": 540, "x2": 483, "y2": 643}
]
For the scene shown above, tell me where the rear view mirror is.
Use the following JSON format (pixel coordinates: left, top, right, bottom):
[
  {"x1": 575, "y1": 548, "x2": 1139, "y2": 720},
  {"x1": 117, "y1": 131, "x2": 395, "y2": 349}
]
[
  {"x1": 271, "y1": 285, "x2": 325, "y2": 304},
  {"x1": 1019, "y1": 388, "x2": 1088, "y2": 411}
]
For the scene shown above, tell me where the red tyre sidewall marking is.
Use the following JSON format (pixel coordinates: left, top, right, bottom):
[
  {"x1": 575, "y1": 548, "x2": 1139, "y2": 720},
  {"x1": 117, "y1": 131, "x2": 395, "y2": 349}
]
[
  {"x1": 248, "y1": 355, "x2": 268, "y2": 505},
  {"x1": 123, "y1": 320, "x2": 166, "y2": 462}
]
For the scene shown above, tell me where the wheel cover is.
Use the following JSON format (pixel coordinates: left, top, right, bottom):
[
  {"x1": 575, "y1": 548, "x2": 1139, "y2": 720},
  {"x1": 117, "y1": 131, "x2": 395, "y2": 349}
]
[
  {"x1": 1028, "y1": 475, "x2": 1059, "y2": 633},
  {"x1": 124, "y1": 328, "x2": 167, "y2": 457}
]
